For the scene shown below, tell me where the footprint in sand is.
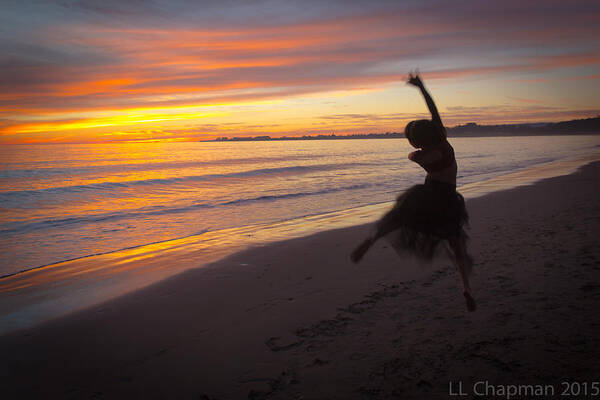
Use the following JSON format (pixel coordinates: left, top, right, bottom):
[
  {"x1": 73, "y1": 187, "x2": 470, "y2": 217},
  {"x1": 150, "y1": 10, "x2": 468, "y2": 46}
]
[{"x1": 265, "y1": 336, "x2": 303, "y2": 352}]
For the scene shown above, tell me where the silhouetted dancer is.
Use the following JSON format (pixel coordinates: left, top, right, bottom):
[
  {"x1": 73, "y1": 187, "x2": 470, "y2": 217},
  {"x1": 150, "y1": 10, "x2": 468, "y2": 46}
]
[{"x1": 351, "y1": 73, "x2": 476, "y2": 312}]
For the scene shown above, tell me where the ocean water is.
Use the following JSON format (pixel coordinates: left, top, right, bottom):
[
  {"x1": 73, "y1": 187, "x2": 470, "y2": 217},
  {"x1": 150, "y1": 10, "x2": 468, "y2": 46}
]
[{"x1": 1, "y1": 135, "x2": 599, "y2": 277}]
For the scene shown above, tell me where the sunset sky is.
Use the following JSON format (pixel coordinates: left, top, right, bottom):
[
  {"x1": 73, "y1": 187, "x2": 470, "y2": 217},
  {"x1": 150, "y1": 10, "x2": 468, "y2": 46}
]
[{"x1": 1, "y1": 0, "x2": 599, "y2": 144}]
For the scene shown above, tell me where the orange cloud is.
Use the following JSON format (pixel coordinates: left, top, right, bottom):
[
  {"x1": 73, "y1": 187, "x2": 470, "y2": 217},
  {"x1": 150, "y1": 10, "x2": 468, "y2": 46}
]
[{"x1": 2, "y1": 4, "x2": 599, "y2": 143}]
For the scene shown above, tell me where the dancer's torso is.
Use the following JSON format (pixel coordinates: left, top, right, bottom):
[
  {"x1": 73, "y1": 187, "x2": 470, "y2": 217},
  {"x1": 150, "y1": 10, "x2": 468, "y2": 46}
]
[{"x1": 409, "y1": 140, "x2": 457, "y2": 185}]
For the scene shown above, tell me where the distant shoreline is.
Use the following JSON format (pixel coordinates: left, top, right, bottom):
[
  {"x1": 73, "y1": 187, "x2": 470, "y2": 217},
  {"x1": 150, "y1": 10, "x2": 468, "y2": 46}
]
[
  {"x1": 210, "y1": 116, "x2": 600, "y2": 142},
  {"x1": 210, "y1": 131, "x2": 600, "y2": 142}
]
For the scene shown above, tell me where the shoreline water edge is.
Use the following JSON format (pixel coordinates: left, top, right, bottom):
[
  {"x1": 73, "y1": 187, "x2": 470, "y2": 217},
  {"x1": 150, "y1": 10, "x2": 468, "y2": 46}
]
[
  {"x1": 3, "y1": 136, "x2": 599, "y2": 276},
  {"x1": 1, "y1": 151, "x2": 599, "y2": 334}
]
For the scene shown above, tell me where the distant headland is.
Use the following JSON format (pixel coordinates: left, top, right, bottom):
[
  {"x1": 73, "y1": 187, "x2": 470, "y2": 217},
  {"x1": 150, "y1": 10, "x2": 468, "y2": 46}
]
[{"x1": 212, "y1": 116, "x2": 600, "y2": 141}]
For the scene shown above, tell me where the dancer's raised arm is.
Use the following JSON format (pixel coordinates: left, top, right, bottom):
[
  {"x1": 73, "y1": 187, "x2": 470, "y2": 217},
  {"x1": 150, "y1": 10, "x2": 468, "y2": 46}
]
[{"x1": 407, "y1": 73, "x2": 446, "y2": 137}]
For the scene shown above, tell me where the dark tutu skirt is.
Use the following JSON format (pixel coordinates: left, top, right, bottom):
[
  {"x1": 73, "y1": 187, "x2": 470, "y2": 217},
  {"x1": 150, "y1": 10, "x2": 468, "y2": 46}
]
[{"x1": 375, "y1": 177, "x2": 470, "y2": 262}]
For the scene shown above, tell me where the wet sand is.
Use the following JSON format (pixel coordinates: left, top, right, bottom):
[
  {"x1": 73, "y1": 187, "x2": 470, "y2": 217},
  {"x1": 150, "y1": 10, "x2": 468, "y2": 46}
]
[{"x1": 1, "y1": 161, "x2": 599, "y2": 399}]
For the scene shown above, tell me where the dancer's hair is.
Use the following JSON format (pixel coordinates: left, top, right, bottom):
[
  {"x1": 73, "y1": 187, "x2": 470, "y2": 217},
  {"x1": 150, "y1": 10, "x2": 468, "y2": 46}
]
[{"x1": 405, "y1": 119, "x2": 443, "y2": 149}]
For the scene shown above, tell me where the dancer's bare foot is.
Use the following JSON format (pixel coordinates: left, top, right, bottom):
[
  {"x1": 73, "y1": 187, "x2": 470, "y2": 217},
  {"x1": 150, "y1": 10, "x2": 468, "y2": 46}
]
[
  {"x1": 463, "y1": 291, "x2": 476, "y2": 312},
  {"x1": 350, "y1": 238, "x2": 373, "y2": 263}
]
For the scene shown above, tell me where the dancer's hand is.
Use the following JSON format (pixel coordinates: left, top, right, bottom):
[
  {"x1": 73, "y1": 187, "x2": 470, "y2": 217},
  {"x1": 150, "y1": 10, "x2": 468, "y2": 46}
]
[
  {"x1": 407, "y1": 72, "x2": 424, "y2": 88},
  {"x1": 407, "y1": 71, "x2": 445, "y2": 136}
]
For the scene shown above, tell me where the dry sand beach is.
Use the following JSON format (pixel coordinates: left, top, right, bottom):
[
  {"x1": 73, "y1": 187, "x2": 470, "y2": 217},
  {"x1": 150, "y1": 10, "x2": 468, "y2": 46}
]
[{"x1": 2, "y1": 161, "x2": 600, "y2": 399}]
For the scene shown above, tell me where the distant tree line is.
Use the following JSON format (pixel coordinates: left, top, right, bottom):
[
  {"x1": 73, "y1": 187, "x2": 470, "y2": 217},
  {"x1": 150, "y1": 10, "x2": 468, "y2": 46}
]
[
  {"x1": 214, "y1": 132, "x2": 403, "y2": 141},
  {"x1": 212, "y1": 116, "x2": 600, "y2": 141},
  {"x1": 448, "y1": 116, "x2": 600, "y2": 137}
]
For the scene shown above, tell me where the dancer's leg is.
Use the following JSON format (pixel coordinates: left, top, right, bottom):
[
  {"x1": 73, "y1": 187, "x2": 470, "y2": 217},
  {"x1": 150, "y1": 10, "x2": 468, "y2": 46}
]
[
  {"x1": 350, "y1": 236, "x2": 374, "y2": 263},
  {"x1": 350, "y1": 221, "x2": 396, "y2": 263},
  {"x1": 448, "y1": 236, "x2": 476, "y2": 311}
]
